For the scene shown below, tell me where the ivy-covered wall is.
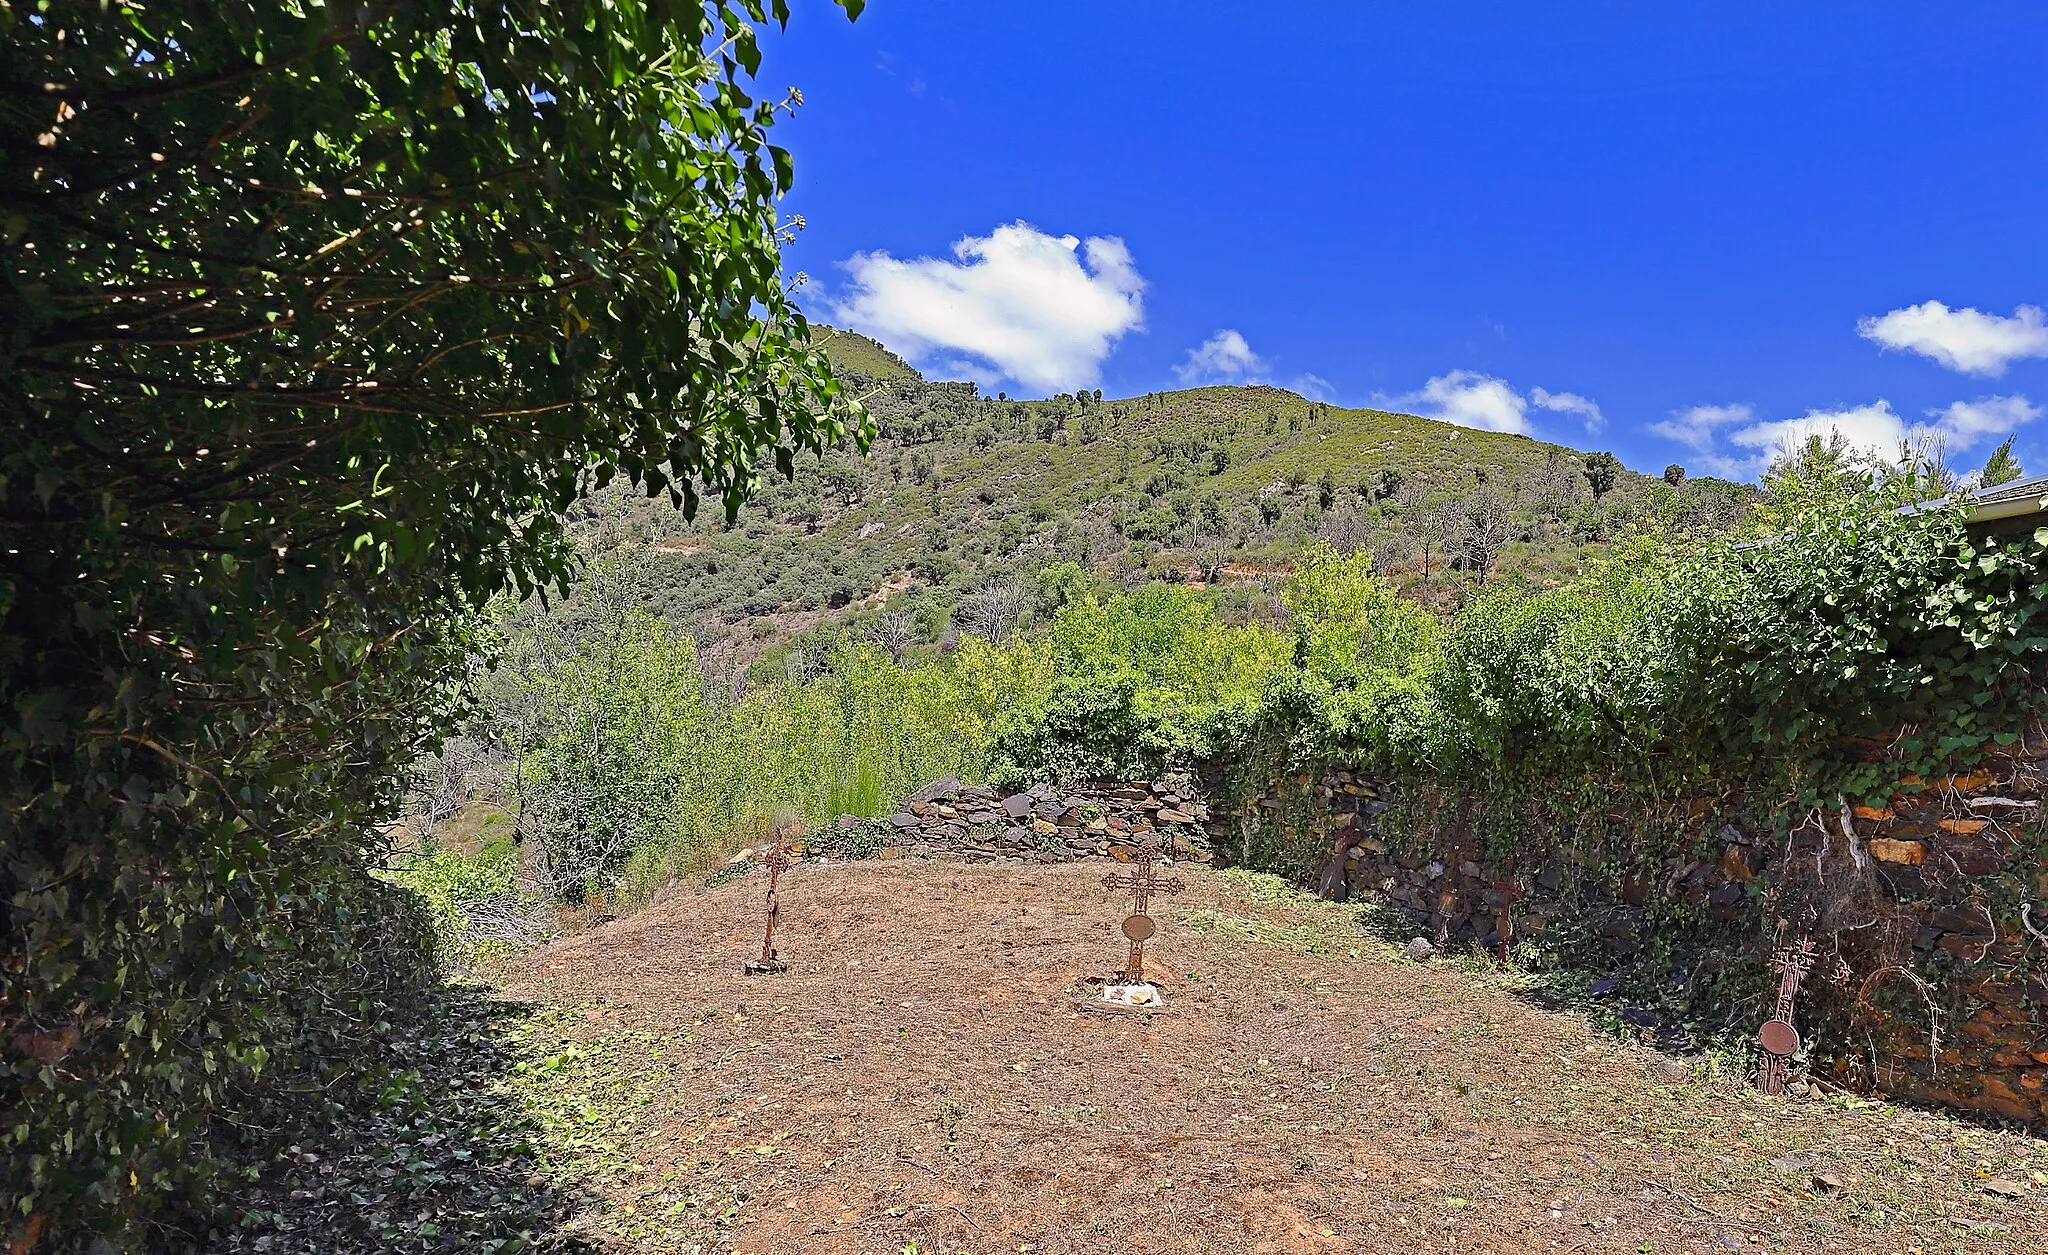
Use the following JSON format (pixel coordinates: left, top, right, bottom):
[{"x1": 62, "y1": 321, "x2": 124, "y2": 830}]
[{"x1": 1208, "y1": 734, "x2": 2048, "y2": 1128}]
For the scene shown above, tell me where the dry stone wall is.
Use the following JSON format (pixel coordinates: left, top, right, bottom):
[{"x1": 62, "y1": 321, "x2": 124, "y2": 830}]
[
  {"x1": 1216, "y1": 737, "x2": 2048, "y2": 1130},
  {"x1": 825, "y1": 771, "x2": 1214, "y2": 865}
]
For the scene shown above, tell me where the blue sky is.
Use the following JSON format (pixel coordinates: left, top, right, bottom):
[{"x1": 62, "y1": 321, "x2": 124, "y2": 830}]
[{"x1": 763, "y1": 3, "x2": 2048, "y2": 480}]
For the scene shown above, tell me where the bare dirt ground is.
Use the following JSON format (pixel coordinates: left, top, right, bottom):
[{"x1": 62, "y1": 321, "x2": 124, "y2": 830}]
[{"x1": 493, "y1": 859, "x2": 2047, "y2": 1255}]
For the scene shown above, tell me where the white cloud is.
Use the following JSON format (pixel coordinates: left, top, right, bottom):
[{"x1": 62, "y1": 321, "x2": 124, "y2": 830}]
[
  {"x1": 1923, "y1": 394, "x2": 2043, "y2": 445},
  {"x1": 1179, "y1": 329, "x2": 1335, "y2": 399},
  {"x1": 1727, "y1": 401, "x2": 1910, "y2": 468},
  {"x1": 1651, "y1": 403, "x2": 1754, "y2": 450},
  {"x1": 1658, "y1": 395, "x2": 2041, "y2": 479},
  {"x1": 1531, "y1": 386, "x2": 1605, "y2": 434},
  {"x1": 1394, "y1": 370, "x2": 1532, "y2": 434},
  {"x1": 1291, "y1": 372, "x2": 1335, "y2": 401},
  {"x1": 1858, "y1": 301, "x2": 2048, "y2": 377},
  {"x1": 1649, "y1": 404, "x2": 1757, "y2": 478},
  {"x1": 1388, "y1": 371, "x2": 1604, "y2": 437},
  {"x1": 1174, "y1": 331, "x2": 1337, "y2": 402},
  {"x1": 1175, "y1": 329, "x2": 1268, "y2": 384},
  {"x1": 831, "y1": 221, "x2": 1145, "y2": 393}
]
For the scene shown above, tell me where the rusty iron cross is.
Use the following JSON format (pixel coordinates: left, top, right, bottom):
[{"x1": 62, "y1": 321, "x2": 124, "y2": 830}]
[
  {"x1": 1757, "y1": 936, "x2": 1817, "y2": 1096},
  {"x1": 745, "y1": 846, "x2": 793, "y2": 975},
  {"x1": 1103, "y1": 849, "x2": 1183, "y2": 984},
  {"x1": 1491, "y1": 872, "x2": 1520, "y2": 964}
]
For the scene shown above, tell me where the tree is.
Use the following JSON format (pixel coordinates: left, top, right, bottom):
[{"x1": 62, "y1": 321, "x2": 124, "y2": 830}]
[
  {"x1": 1032, "y1": 561, "x2": 1101, "y2": 616},
  {"x1": 1410, "y1": 496, "x2": 1462, "y2": 582},
  {"x1": 492, "y1": 611, "x2": 705, "y2": 905},
  {"x1": 1317, "y1": 504, "x2": 1372, "y2": 555},
  {"x1": 1981, "y1": 436, "x2": 2025, "y2": 488},
  {"x1": 1533, "y1": 451, "x2": 1581, "y2": 526},
  {"x1": 1458, "y1": 490, "x2": 1516, "y2": 584},
  {"x1": 821, "y1": 463, "x2": 866, "y2": 506},
  {"x1": 1677, "y1": 479, "x2": 1756, "y2": 533},
  {"x1": 1664, "y1": 464, "x2": 1686, "y2": 486},
  {"x1": 0, "y1": 0, "x2": 864, "y2": 1242},
  {"x1": 1583, "y1": 451, "x2": 1622, "y2": 499},
  {"x1": 1317, "y1": 469, "x2": 1339, "y2": 510},
  {"x1": 1370, "y1": 529, "x2": 1418, "y2": 577},
  {"x1": 955, "y1": 579, "x2": 1029, "y2": 642},
  {"x1": 866, "y1": 610, "x2": 917, "y2": 663},
  {"x1": 1762, "y1": 431, "x2": 1876, "y2": 521}
]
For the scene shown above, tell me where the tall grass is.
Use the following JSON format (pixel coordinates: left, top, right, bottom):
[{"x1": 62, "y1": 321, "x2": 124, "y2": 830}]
[
  {"x1": 653, "y1": 631, "x2": 1042, "y2": 852},
  {"x1": 451, "y1": 611, "x2": 1057, "y2": 913}
]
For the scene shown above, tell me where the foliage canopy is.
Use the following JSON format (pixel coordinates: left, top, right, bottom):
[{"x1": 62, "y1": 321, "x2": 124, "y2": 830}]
[{"x1": 0, "y1": 0, "x2": 860, "y2": 1243}]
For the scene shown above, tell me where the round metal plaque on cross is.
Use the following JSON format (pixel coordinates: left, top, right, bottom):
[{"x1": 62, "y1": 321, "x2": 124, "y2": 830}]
[
  {"x1": 1102, "y1": 847, "x2": 1182, "y2": 984},
  {"x1": 1758, "y1": 1018, "x2": 1799, "y2": 1057},
  {"x1": 1755, "y1": 936, "x2": 1816, "y2": 1095}
]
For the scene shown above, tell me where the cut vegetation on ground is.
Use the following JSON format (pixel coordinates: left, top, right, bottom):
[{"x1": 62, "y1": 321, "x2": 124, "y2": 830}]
[{"x1": 491, "y1": 860, "x2": 2048, "y2": 1254}]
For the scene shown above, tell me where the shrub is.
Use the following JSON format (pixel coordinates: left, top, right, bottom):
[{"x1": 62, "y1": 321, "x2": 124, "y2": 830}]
[
  {"x1": 0, "y1": 1, "x2": 860, "y2": 1243},
  {"x1": 1217, "y1": 491, "x2": 2048, "y2": 863}
]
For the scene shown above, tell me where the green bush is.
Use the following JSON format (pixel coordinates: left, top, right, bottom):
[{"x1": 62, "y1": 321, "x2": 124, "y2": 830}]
[
  {"x1": 383, "y1": 837, "x2": 522, "y2": 964},
  {"x1": 1207, "y1": 489, "x2": 2048, "y2": 875},
  {"x1": 987, "y1": 489, "x2": 2048, "y2": 867},
  {"x1": 992, "y1": 672, "x2": 1155, "y2": 784},
  {"x1": 0, "y1": 1, "x2": 859, "y2": 1245},
  {"x1": 989, "y1": 583, "x2": 1293, "y2": 783},
  {"x1": 458, "y1": 607, "x2": 1049, "y2": 909}
]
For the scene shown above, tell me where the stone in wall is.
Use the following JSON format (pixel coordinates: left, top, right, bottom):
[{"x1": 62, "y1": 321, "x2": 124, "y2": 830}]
[
  {"x1": 1221, "y1": 739, "x2": 2048, "y2": 1130},
  {"x1": 821, "y1": 771, "x2": 1214, "y2": 866},
  {"x1": 1828, "y1": 748, "x2": 2048, "y2": 1126}
]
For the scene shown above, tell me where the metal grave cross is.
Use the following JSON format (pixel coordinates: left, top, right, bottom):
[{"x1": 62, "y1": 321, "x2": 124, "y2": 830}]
[
  {"x1": 1103, "y1": 849, "x2": 1184, "y2": 984},
  {"x1": 1491, "y1": 862, "x2": 1521, "y2": 964},
  {"x1": 1756, "y1": 936, "x2": 1817, "y2": 1096},
  {"x1": 743, "y1": 845, "x2": 793, "y2": 976}
]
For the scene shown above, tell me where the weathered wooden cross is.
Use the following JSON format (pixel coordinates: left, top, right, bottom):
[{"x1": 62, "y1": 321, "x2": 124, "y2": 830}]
[
  {"x1": 1756, "y1": 936, "x2": 1816, "y2": 1095},
  {"x1": 743, "y1": 845, "x2": 793, "y2": 976},
  {"x1": 1103, "y1": 850, "x2": 1183, "y2": 984}
]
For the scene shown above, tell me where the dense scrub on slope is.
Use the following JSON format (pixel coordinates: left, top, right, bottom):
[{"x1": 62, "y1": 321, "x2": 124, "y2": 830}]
[{"x1": 562, "y1": 329, "x2": 1758, "y2": 671}]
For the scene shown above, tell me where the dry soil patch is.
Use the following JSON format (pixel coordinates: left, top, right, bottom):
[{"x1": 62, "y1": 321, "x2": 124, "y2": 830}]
[{"x1": 494, "y1": 859, "x2": 2047, "y2": 1254}]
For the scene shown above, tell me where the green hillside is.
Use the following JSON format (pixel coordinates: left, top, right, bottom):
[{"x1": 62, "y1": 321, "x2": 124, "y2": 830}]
[
  {"x1": 808, "y1": 324, "x2": 920, "y2": 383},
  {"x1": 563, "y1": 329, "x2": 1754, "y2": 660}
]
